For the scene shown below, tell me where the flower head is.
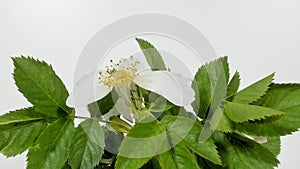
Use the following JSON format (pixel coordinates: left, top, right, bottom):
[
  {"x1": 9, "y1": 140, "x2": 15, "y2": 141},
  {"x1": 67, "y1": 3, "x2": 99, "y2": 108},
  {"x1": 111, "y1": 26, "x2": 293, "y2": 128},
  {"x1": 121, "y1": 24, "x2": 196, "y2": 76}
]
[{"x1": 67, "y1": 56, "x2": 195, "y2": 121}]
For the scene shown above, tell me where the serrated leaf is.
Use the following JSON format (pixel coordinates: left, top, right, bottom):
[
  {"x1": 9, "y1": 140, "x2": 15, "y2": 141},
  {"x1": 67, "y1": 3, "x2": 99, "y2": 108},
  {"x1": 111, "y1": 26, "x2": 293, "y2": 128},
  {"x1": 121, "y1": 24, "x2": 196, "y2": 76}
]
[
  {"x1": 211, "y1": 108, "x2": 235, "y2": 133},
  {"x1": 0, "y1": 121, "x2": 46, "y2": 157},
  {"x1": 225, "y1": 102, "x2": 284, "y2": 122},
  {"x1": 0, "y1": 107, "x2": 44, "y2": 125},
  {"x1": 0, "y1": 108, "x2": 46, "y2": 157},
  {"x1": 184, "y1": 124, "x2": 222, "y2": 165},
  {"x1": 236, "y1": 116, "x2": 285, "y2": 137},
  {"x1": 161, "y1": 116, "x2": 222, "y2": 165},
  {"x1": 261, "y1": 137, "x2": 281, "y2": 156},
  {"x1": 115, "y1": 120, "x2": 168, "y2": 169},
  {"x1": 13, "y1": 56, "x2": 71, "y2": 117},
  {"x1": 192, "y1": 56, "x2": 229, "y2": 118},
  {"x1": 214, "y1": 133, "x2": 279, "y2": 169},
  {"x1": 197, "y1": 156, "x2": 224, "y2": 169},
  {"x1": 157, "y1": 142, "x2": 200, "y2": 169},
  {"x1": 236, "y1": 84, "x2": 300, "y2": 136},
  {"x1": 135, "y1": 38, "x2": 166, "y2": 71},
  {"x1": 27, "y1": 118, "x2": 75, "y2": 169},
  {"x1": 226, "y1": 71, "x2": 240, "y2": 101},
  {"x1": 232, "y1": 73, "x2": 274, "y2": 104},
  {"x1": 69, "y1": 119, "x2": 105, "y2": 169}
]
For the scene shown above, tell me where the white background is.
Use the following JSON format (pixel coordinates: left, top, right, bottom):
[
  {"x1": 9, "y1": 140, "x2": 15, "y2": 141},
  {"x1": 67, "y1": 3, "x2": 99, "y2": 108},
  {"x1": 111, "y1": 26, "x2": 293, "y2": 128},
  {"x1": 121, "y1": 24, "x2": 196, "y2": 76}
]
[{"x1": 0, "y1": 0, "x2": 299, "y2": 168}]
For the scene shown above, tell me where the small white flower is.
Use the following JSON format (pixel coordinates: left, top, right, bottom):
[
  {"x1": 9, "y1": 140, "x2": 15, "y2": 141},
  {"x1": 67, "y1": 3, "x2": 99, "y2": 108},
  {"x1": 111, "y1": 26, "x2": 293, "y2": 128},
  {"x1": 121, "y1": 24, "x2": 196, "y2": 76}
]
[{"x1": 67, "y1": 56, "x2": 195, "y2": 120}]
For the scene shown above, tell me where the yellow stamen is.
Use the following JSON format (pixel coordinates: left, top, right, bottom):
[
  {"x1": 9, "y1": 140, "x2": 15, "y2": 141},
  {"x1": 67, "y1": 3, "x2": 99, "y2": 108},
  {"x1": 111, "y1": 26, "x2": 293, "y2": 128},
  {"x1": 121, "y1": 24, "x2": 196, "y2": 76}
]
[{"x1": 99, "y1": 56, "x2": 140, "y2": 87}]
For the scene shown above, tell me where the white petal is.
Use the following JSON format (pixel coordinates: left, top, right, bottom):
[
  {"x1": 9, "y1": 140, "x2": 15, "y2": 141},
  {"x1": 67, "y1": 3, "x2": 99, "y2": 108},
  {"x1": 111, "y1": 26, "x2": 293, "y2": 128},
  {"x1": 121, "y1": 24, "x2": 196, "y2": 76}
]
[
  {"x1": 102, "y1": 98, "x2": 133, "y2": 122},
  {"x1": 133, "y1": 71, "x2": 195, "y2": 106},
  {"x1": 67, "y1": 72, "x2": 112, "y2": 107},
  {"x1": 184, "y1": 105, "x2": 197, "y2": 116},
  {"x1": 114, "y1": 84, "x2": 132, "y2": 105}
]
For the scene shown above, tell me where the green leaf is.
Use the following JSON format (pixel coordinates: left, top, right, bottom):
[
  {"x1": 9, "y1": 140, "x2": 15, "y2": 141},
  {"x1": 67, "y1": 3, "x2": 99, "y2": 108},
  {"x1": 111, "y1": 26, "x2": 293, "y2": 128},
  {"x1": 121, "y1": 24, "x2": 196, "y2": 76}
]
[
  {"x1": 236, "y1": 84, "x2": 300, "y2": 136},
  {"x1": 184, "y1": 124, "x2": 222, "y2": 165},
  {"x1": 115, "y1": 151, "x2": 150, "y2": 168},
  {"x1": 232, "y1": 73, "x2": 274, "y2": 104},
  {"x1": 0, "y1": 121, "x2": 46, "y2": 157},
  {"x1": 69, "y1": 119, "x2": 105, "y2": 169},
  {"x1": 27, "y1": 118, "x2": 75, "y2": 169},
  {"x1": 226, "y1": 71, "x2": 240, "y2": 101},
  {"x1": 225, "y1": 102, "x2": 284, "y2": 123},
  {"x1": 161, "y1": 116, "x2": 222, "y2": 165},
  {"x1": 211, "y1": 108, "x2": 235, "y2": 133},
  {"x1": 214, "y1": 133, "x2": 279, "y2": 169},
  {"x1": 262, "y1": 84, "x2": 300, "y2": 111},
  {"x1": 192, "y1": 56, "x2": 229, "y2": 118},
  {"x1": 140, "y1": 159, "x2": 161, "y2": 169},
  {"x1": 236, "y1": 116, "x2": 284, "y2": 137},
  {"x1": 0, "y1": 108, "x2": 46, "y2": 157},
  {"x1": 261, "y1": 137, "x2": 281, "y2": 156},
  {"x1": 115, "y1": 120, "x2": 168, "y2": 169},
  {"x1": 197, "y1": 156, "x2": 224, "y2": 169},
  {"x1": 135, "y1": 38, "x2": 166, "y2": 71},
  {"x1": 0, "y1": 107, "x2": 44, "y2": 125},
  {"x1": 210, "y1": 108, "x2": 224, "y2": 131},
  {"x1": 13, "y1": 56, "x2": 71, "y2": 117},
  {"x1": 157, "y1": 142, "x2": 200, "y2": 169}
]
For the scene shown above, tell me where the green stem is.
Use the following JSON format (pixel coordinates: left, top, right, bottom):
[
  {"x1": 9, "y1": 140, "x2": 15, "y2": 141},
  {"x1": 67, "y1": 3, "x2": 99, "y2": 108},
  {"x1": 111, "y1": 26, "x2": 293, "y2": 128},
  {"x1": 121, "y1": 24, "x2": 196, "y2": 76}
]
[{"x1": 69, "y1": 115, "x2": 110, "y2": 123}]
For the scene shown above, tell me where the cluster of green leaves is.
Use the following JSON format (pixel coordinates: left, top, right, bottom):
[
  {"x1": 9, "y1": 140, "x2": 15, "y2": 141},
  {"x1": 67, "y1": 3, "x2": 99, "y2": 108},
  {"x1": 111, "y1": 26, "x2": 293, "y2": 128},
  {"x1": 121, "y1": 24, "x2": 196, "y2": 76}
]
[
  {"x1": 1, "y1": 38, "x2": 300, "y2": 169},
  {"x1": 191, "y1": 54, "x2": 300, "y2": 168},
  {"x1": 1, "y1": 57, "x2": 76, "y2": 169}
]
